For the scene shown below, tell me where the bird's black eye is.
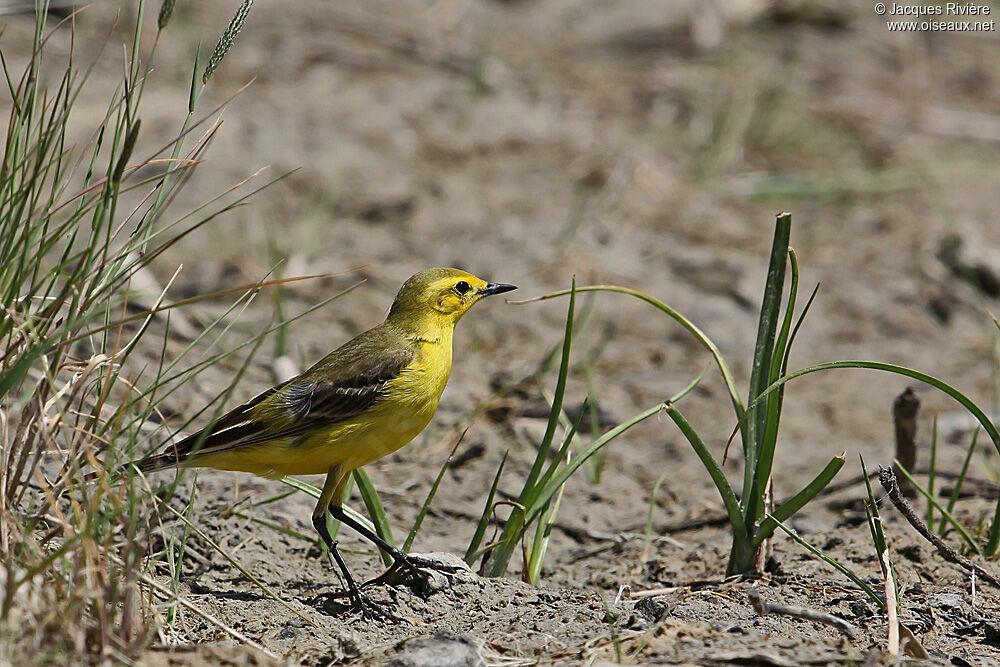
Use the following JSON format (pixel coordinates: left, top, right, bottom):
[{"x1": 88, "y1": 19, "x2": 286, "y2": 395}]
[{"x1": 454, "y1": 280, "x2": 471, "y2": 295}]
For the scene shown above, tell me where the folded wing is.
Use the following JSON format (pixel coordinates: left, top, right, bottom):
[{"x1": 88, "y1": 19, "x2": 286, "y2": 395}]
[{"x1": 138, "y1": 344, "x2": 413, "y2": 472}]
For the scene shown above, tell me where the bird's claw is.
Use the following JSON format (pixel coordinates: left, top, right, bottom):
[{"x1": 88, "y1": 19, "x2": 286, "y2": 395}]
[
  {"x1": 350, "y1": 589, "x2": 406, "y2": 624},
  {"x1": 311, "y1": 587, "x2": 407, "y2": 624}
]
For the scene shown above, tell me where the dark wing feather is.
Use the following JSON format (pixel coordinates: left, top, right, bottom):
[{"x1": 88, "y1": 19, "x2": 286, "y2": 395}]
[{"x1": 138, "y1": 341, "x2": 413, "y2": 472}]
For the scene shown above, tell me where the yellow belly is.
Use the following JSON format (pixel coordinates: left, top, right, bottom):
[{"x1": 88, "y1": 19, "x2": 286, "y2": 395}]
[{"x1": 194, "y1": 337, "x2": 452, "y2": 478}]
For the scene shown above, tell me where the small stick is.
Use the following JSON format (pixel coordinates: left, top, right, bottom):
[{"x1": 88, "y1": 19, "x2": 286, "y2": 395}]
[
  {"x1": 747, "y1": 586, "x2": 856, "y2": 639},
  {"x1": 893, "y1": 387, "x2": 920, "y2": 498},
  {"x1": 878, "y1": 467, "x2": 1000, "y2": 589}
]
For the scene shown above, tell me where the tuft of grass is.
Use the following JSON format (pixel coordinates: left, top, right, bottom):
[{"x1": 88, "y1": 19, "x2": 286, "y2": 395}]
[
  {"x1": 474, "y1": 281, "x2": 694, "y2": 580},
  {"x1": 352, "y1": 468, "x2": 397, "y2": 567},
  {"x1": 514, "y1": 213, "x2": 842, "y2": 575},
  {"x1": 0, "y1": 1, "x2": 337, "y2": 661},
  {"x1": 519, "y1": 211, "x2": 1000, "y2": 570},
  {"x1": 479, "y1": 279, "x2": 579, "y2": 579}
]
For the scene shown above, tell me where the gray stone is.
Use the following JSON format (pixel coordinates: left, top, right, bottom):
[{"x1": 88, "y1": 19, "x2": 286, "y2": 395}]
[
  {"x1": 928, "y1": 592, "x2": 965, "y2": 609},
  {"x1": 386, "y1": 631, "x2": 482, "y2": 667}
]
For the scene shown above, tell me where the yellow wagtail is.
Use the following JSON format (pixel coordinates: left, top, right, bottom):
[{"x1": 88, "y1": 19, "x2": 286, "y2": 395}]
[{"x1": 137, "y1": 268, "x2": 516, "y2": 619}]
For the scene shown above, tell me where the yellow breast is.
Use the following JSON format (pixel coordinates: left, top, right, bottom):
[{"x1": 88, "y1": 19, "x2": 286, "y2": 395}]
[{"x1": 354, "y1": 333, "x2": 453, "y2": 465}]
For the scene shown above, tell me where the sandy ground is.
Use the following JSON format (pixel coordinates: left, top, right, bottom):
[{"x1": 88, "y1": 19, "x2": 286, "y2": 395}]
[{"x1": 7, "y1": 0, "x2": 1000, "y2": 664}]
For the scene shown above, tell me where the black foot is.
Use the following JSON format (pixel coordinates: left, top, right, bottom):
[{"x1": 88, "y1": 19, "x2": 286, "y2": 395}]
[
  {"x1": 311, "y1": 587, "x2": 407, "y2": 624},
  {"x1": 312, "y1": 534, "x2": 410, "y2": 623},
  {"x1": 348, "y1": 588, "x2": 405, "y2": 623}
]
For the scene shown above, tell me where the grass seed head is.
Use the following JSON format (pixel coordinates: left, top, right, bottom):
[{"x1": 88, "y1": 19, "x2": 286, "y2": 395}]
[
  {"x1": 158, "y1": 0, "x2": 176, "y2": 30},
  {"x1": 203, "y1": 0, "x2": 254, "y2": 85}
]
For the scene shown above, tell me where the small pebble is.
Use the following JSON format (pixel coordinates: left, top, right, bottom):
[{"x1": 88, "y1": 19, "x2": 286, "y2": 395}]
[{"x1": 928, "y1": 593, "x2": 964, "y2": 609}]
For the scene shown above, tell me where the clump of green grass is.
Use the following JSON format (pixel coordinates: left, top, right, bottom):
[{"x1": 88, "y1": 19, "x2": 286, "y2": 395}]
[
  {"x1": 518, "y1": 212, "x2": 1000, "y2": 575},
  {"x1": 511, "y1": 214, "x2": 841, "y2": 575},
  {"x1": 0, "y1": 1, "x2": 322, "y2": 661},
  {"x1": 461, "y1": 281, "x2": 702, "y2": 582}
]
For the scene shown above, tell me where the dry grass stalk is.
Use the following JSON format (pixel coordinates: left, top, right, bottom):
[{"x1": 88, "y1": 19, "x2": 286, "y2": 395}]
[{"x1": 882, "y1": 550, "x2": 898, "y2": 656}]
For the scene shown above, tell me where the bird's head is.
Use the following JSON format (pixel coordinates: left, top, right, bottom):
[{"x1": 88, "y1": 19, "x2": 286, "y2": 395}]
[{"x1": 387, "y1": 268, "x2": 516, "y2": 327}]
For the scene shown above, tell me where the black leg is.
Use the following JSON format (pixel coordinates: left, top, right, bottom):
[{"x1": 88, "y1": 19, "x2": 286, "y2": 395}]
[
  {"x1": 328, "y1": 504, "x2": 460, "y2": 587},
  {"x1": 311, "y1": 512, "x2": 402, "y2": 622}
]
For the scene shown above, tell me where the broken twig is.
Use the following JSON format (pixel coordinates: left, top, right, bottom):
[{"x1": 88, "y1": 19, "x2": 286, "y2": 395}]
[
  {"x1": 747, "y1": 586, "x2": 856, "y2": 639},
  {"x1": 878, "y1": 466, "x2": 1000, "y2": 589}
]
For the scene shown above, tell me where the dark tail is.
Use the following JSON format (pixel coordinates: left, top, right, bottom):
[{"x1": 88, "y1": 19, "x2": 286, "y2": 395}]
[
  {"x1": 82, "y1": 440, "x2": 187, "y2": 483},
  {"x1": 134, "y1": 450, "x2": 185, "y2": 474}
]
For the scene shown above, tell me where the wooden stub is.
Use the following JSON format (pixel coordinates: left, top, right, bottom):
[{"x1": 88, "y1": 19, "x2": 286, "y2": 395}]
[{"x1": 892, "y1": 387, "x2": 920, "y2": 498}]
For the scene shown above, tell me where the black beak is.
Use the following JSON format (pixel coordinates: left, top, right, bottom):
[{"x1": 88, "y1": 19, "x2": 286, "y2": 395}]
[{"x1": 480, "y1": 282, "x2": 517, "y2": 296}]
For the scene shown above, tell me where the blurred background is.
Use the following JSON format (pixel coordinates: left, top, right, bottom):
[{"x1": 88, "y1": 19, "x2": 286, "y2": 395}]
[{"x1": 3, "y1": 0, "x2": 1000, "y2": 558}]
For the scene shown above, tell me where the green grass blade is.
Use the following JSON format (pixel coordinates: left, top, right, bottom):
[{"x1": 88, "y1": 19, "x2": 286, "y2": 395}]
[
  {"x1": 249, "y1": 488, "x2": 298, "y2": 507},
  {"x1": 771, "y1": 515, "x2": 885, "y2": 609},
  {"x1": 403, "y1": 435, "x2": 464, "y2": 553},
  {"x1": 581, "y1": 362, "x2": 604, "y2": 484},
  {"x1": 783, "y1": 283, "x2": 820, "y2": 374},
  {"x1": 464, "y1": 450, "x2": 507, "y2": 566},
  {"x1": 188, "y1": 43, "x2": 201, "y2": 112},
  {"x1": 526, "y1": 450, "x2": 569, "y2": 584},
  {"x1": 482, "y1": 280, "x2": 575, "y2": 577},
  {"x1": 529, "y1": 400, "x2": 587, "y2": 509},
  {"x1": 859, "y1": 455, "x2": 899, "y2": 604},
  {"x1": 754, "y1": 453, "x2": 844, "y2": 548},
  {"x1": 943, "y1": 428, "x2": 980, "y2": 534},
  {"x1": 860, "y1": 454, "x2": 887, "y2": 557},
  {"x1": 512, "y1": 286, "x2": 745, "y2": 432},
  {"x1": 894, "y1": 460, "x2": 981, "y2": 555},
  {"x1": 352, "y1": 468, "x2": 396, "y2": 566},
  {"x1": 928, "y1": 414, "x2": 938, "y2": 528},
  {"x1": 663, "y1": 403, "x2": 748, "y2": 548},
  {"x1": 522, "y1": 278, "x2": 576, "y2": 496},
  {"x1": 747, "y1": 243, "x2": 799, "y2": 533},
  {"x1": 744, "y1": 212, "x2": 791, "y2": 516}
]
